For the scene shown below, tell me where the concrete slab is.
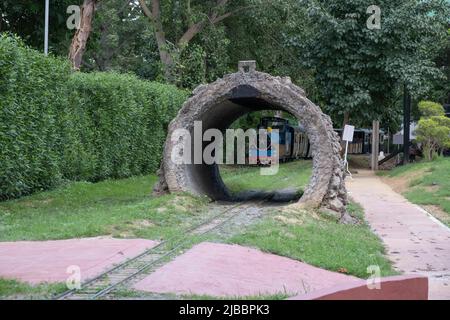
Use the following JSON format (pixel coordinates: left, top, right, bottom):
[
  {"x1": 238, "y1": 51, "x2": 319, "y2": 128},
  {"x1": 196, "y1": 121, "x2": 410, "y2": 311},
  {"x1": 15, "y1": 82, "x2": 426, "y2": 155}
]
[
  {"x1": 0, "y1": 237, "x2": 158, "y2": 284},
  {"x1": 347, "y1": 170, "x2": 450, "y2": 299},
  {"x1": 133, "y1": 242, "x2": 359, "y2": 297}
]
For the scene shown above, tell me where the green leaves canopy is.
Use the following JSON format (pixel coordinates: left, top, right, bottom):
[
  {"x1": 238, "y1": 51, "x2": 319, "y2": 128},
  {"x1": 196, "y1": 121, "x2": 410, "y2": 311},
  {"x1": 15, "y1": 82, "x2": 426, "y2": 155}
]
[{"x1": 293, "y1": 0, "x2": 450, "y2": 129}]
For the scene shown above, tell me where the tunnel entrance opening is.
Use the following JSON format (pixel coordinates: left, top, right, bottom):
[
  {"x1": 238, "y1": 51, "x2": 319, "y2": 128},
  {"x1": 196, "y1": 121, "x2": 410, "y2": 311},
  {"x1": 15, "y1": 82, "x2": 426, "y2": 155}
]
[
  {"x1": 155, "y1": 63, "x2": 348, "y2": 216},
  {"x1": 218, "y1": 109, "x2": 312, "y2": 204}
]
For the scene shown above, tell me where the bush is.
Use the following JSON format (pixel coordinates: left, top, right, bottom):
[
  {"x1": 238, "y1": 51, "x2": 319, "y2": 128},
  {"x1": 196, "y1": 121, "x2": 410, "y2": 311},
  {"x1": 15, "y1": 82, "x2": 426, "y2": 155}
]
[
  {"x1": 0, "y1": 34, "x2": 188, "y2": 199},
  {"x1": 418, "y1": 101, "x2": 446, "y2": 118},
  {"x1": 416, "y1": 101, "x2": 450, "y2": 161}
]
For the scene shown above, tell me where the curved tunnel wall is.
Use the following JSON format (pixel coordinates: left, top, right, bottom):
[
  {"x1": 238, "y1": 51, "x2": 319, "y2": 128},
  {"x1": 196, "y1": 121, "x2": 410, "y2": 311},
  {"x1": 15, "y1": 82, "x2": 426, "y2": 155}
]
[
  {"x1": 156, "y1": 70, "x2": 348, "y2": 214},
  {"x1": 186, "y1": 94, "x2": 284, "y2": 201}
]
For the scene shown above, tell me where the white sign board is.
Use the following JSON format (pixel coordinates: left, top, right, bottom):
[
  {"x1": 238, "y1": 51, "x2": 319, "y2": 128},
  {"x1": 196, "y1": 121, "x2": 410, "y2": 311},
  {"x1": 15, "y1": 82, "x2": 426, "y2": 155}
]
[
  {"x1": 393, "y1": 133, "x2": 403, "y2": 145},
  {"x1": 342, "y1": 125, "x2": 355, "y2": 142}
]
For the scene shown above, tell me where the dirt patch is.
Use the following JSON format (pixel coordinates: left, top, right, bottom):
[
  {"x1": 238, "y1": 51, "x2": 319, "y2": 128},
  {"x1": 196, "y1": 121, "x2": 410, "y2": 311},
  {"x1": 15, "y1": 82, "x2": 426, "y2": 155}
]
[
  {"x1": 108, "y1": 219, "x2": 155, "y2": 238},
  {"x1": 422, "y1": 205, "x2": 450, "y2": 226},
  {"x1": 381, "y1": 168, "x2": 429, "y2": 194},
  {"x1": 166, "y1": 195, "x2": 203, "y2": 213},
  {"x1": 272, "y1": 206, "x2": 324, "y2": 225},
  {"x1": 274, "y1": 215, "x2": 304, "y2": 226},
  {"x1": 348, "y1": 155, "x2": 370, "y2": 169},
  {"x1": 23, "y1": 198, "x2": 54, "y2": 207},
  {"x1": 424, "y1": 185, "x2": 440, "y2": 193},
  {"x1": 130, "y1": 219, "x2": 155, "y2": 228},
  {"x1": 156, "y1": 207, "x2": 167, "y2": 213}
]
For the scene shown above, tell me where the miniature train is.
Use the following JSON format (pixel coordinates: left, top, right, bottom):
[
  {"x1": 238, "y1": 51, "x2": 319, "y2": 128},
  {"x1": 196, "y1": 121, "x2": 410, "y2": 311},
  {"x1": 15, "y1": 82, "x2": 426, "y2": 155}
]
[
  {"x1": 249, "y1": 117, "x2": 311, "y2": 164},
  {"x1": 249, "y1": 117, "x2": 383, "y2": 164}
]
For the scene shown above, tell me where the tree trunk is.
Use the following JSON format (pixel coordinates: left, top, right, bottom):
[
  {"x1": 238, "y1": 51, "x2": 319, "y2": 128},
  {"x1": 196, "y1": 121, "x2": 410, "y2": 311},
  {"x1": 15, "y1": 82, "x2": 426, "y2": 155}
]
[
  {"x1": 154, "y1": 24, "x2": 174, "y2": 82},
  {"x1": 68, "y1": 0, "x2": 97, "y2": 70},
  {"x1": 139, "y1": 0, "x2": 174, "y2": 82},
  {"x1": 342, "y1": 111, "x2": 350, "y2": 128}
]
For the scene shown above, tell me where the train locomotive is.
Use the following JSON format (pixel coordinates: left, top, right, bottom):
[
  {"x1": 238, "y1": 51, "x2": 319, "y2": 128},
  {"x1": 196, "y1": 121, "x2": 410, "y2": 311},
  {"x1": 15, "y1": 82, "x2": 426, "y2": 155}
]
[
  {"x1": 249, "y1": 117, "x2": 311, "y2": 164},
  {"x1": 249, "y1": 117, "x2": 383, "y2": 165}
]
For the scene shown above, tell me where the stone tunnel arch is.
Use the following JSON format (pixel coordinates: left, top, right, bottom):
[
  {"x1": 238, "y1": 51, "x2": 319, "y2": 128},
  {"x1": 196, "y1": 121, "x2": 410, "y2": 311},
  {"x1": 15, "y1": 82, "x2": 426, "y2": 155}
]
[{"x1": 155, "y1": 63, "x2": 348, "y2": 215}]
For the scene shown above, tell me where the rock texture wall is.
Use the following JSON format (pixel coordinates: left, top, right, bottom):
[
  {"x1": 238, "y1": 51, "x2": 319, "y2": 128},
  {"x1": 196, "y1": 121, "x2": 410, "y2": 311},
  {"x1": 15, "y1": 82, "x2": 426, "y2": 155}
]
[{"x1": 155, "y1": 65, "x2": 350, "y2": 220}]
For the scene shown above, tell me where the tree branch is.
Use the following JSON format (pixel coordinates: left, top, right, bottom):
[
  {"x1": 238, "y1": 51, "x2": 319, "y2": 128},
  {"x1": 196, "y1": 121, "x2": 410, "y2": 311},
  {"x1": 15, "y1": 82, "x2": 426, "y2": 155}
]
[
  {"x1": 138, "y1": 0, "x2": 153, "y2": 19},
  {"x1": 177, "y1": 0, "x2": 252, "y2": 47},
  {"x1": 177, "y1": 21, "x2": 206, "y2": 47},
  {"x1": 210, "y1": 12, "x2": 232, "y2": 24}
]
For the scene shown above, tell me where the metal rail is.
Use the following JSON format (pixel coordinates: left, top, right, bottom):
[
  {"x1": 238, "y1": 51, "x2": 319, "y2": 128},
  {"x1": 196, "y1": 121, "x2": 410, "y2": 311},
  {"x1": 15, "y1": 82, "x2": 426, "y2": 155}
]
[{"x1": 54, "y1": 200, "x2": 264, "y2": 300}]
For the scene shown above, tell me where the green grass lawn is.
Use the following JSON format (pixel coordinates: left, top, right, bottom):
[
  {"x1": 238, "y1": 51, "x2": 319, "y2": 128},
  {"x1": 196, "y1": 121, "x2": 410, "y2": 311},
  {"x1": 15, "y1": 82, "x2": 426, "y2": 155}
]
[
  {"x1": 229, "y1": 202, "x2": 396, "y2": 279},
  {"x1": 379, "y1": 157, "x2": 450, "y2": 225},
  {"x1": 0, "y1": 175, "x2": 208, "y2": 241},
  {"x1": 0, "y1": 160, "x2": 395, "y2": 298},
  {"x1": 0, "y1": 279, "x2": 66, "y2": 299},
  {"x1": 0, "y1": 174, "x2": 209, "y2": 299},
  {"x1": 220, "y1": 160, "x2": 312, "y2": 193}
]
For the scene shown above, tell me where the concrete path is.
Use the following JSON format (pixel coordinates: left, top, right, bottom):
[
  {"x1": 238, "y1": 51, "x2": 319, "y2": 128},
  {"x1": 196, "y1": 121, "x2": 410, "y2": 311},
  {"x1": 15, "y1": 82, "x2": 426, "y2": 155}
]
[
  {"x1": 347, "y1": 171, "x2": 450, "y2": 299},
  {"x1": 0, "y1": 237, "x2": 158, "y2": 284},
  {"x1": 133, "y1": 242, "x2": 358, "y2": 297}
]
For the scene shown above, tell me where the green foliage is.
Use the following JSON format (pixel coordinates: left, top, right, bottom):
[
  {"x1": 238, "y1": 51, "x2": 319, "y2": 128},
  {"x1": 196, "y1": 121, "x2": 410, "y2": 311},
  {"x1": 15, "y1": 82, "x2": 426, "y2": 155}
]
[
  {"x1": 0, "y1": 34, "x2": 188, "y2": 199},
  {"x1": 294, "y1": 0, "x2": 450, "y2": 128},
  {"x1": 169, "y1": 26, "x2": 231, "y2": 89},
  {"x1": 64, "y1": 72, "x2": 187, "y2": 182},
  {"x1": 0, "y1": 0, "x2": 75, "y2": 54},
  {"x1": 0, "y1": 34, "x2": 71, "y2": 199},
  {"x1": 226, "y1": 0, "x2": 318, "y2": 98},
  {"x1": 416, "y1": 101, "x2": 450, "y2": 160},
  {"x1": 83, "y1": 0, "x2": 161, "y2": 77},
  {"x1": 175, "y1": 43, "x2": 207, "y2": 88},
  {"x1": 418, "y1": 100, "x2": 446, "y2": 117}
]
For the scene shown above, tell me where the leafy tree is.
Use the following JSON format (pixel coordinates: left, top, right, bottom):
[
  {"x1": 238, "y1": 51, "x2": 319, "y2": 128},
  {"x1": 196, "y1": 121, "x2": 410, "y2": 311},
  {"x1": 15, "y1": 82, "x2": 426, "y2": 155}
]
[
  {"x1": 416, "y1": 101, "x2": 450, "y2": 160},
  {"x1": 428, "y1": 27, "x2": 450, "y2": 105},
  {"x1": 82, "y1": 0, "x2": 233, "y2": 88},
  {"x1": 292, "y1": 0, "x2": 450, "y2": 130},
  {"x1": 0, "y1": 0, "x2": 76, "y2": 54},
  {"x1": 225, "y1": 0, "x2": 318, "y2": 98},
  {"x1": 81, "y1": 0, "x2": 160, "y2": 76},
  {"x1": 137, "y1": 0, "x2": 251, "y2": 83}
]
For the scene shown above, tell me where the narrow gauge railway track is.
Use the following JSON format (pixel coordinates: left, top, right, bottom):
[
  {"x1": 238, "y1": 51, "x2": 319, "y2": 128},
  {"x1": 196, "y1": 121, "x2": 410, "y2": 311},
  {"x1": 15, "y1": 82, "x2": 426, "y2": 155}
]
[{"x1": 54, "y1": 200, "x2": 266, "y2": 300}]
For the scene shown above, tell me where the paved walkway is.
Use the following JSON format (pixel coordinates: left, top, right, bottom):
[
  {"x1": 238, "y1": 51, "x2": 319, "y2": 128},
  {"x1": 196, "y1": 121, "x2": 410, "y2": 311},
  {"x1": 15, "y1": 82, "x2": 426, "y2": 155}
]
[
  {"x1": 347, "y1": 171, "x2": 450, "y2": 299},
  {"x1": 133, "y1": 242, "x2": 358, "y2": 297},
  {"x1": 0, "y1": 237, "x2": 158, "y2": 284}
]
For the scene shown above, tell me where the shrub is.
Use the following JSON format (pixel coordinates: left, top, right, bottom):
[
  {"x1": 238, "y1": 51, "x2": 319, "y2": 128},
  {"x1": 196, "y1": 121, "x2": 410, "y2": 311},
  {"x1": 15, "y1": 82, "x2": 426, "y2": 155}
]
[
  {"x1": 0, "y1": 34, "x2": 188, "y2": 199},
  {"x1": 418, "y1": 101, "x2": 446, "y2": 118},
  {"x1": 416, "y1": 101, "x2": 450, "y2": 161}
]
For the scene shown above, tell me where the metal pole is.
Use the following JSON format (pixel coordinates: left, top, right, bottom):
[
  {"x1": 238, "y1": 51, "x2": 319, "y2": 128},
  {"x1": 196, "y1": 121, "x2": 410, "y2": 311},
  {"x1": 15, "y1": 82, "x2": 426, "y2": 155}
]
[
  {"x1": 44, "y1": 0, "x2": 49, "y2": 55},
  {"x1": 344, "y1": 140, "x2": 352, "y2": 179},
  {"x1": 371, "y1": 120, "x2": 380, "y2": 171},
  {"x1": 403, "y1": 84, "x2": 411, "y2": 165},
  {"x1": 387, "y1": 128, "x2": 390, "y2": 154}
]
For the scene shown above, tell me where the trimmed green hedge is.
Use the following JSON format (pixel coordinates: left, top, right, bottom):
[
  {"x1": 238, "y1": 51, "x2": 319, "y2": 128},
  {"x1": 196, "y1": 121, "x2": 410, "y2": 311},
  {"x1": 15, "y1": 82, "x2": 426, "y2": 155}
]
[{"x1": 0, "y1": 35, "x2": 188, "y2": 199}]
